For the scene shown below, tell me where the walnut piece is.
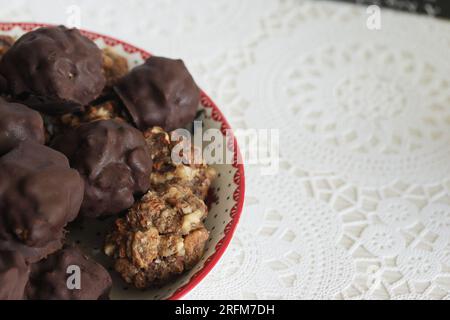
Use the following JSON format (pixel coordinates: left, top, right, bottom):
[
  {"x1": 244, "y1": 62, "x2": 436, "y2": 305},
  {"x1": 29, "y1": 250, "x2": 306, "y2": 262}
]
[
  {"x1": 102, "y1": 48, "x2": 129, "y2": 87},
  {"x1": 43, "y1": 100, "x2": 125, "y2": 143},
  {"x1": 143, "y1": 127, "x2": 217, "y2": 200},
  {"x1": 184, "y1": 227, "x2": 209, "y2": 269},
  {"x1": 60, "y1": 100, "x2": 121, "y2": 129},
  {"x1": 127, "y1": 185, "x2": 207, "y2": 235},
  {"x1": 152, "y1": 164, "x2": 217, "y2": 200},
  {"x1": 143, "y1": 127, "x2": 172, "y2": 172}
]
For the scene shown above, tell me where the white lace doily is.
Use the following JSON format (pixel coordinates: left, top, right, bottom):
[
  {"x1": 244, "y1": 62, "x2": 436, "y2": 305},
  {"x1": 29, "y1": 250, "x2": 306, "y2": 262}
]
[{"x1": 2, "y1": 0, "x2": 450, "y2": 300}]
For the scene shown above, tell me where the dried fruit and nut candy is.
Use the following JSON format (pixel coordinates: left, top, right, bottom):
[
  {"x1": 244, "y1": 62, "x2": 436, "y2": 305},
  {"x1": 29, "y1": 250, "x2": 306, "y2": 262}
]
[
  {"x1": 52, "y1": 119, "x2": 152, "y2": 218},
  {"x1": 114, "y1": 56, "x2": 200, "y2": 131},
  {"x1": 0, "y1": 26, "x2": 105, "y2": 115},
  {"x1": 105, "y1": 185, "x2": 209, "y2": 288},
  {"x1": 144, "y1": 127, "x2": 217, "y2": 200},
  {"x1": 143, "y1": 126, "x2": 172, "y2": 171},
  {"x1": 129, "y1": 185, "x2": 208, "y2": 235},
  {"x1": 102, "y1": 48, "x2": 129, "y2": 87},
  {"x1": 26, "y1": 245, "x2": 112, "y2": 300},
  {"x1": 0, "y1": 142, "x2": 84, "y2": 263},
  {"x1": 0, "y1": 98, "x2": 45, "y2": 156},
  {"x1": 59, "y1": 100, "x2": 123, "y2": 128}
]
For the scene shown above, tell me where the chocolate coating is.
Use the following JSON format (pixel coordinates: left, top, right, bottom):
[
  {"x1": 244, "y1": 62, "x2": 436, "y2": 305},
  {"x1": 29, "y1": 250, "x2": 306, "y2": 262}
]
[
  {"x1": 53, "y1": 119, "x2": 152, "y2": 218},
  {"x1": 0, "y1": 74, "x2": 6, "y2": 94},
  {"x1": 26, "y1": 246, "x2": 112, "y2": 300},
  {"x1": 0, "y1": 98, "x2": 45, "y2": 155},
  {"x1": 0, "y1": 26, "x2": 105, "y2": 114},
  {"x1": 0, "y1": 250, "x2": 30, "y2": 300},
  {"x1": 114, "y1": 56, "x2": 200, "y2": 131},
  {"x1": 0, "y1": 141, "x2": 84, "y2": 263}
]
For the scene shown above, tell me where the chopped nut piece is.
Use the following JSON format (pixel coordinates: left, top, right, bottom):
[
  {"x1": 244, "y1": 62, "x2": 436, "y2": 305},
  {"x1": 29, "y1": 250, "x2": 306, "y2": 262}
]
[
  {"x1": 182, "y1": 209, "x2": 207, "y2": 235},
  {"x1": 143, "y1": 127, "x2": 172, "y2": 171},
  {"x1": 159, "y1": 234, "x2": 185, "y2": 258},
  {"x1": 131, "y1": 228, "x2": 160, "y2": 268},
  {"x1": 59, "y1": 113, "x2": 81, "y2": 129},
  {"x1": 60, "y1": 100, "x2": 121, "y2": 129},
  {"x1": 184, "y1": 227, "x2": 209, "y2": 269},
  {"x1": 127, "y1": 186, "x2": 207, "y2": 235},
  {"x1": 143, "y1": 127, "x2": 217, "y2": 199},
  {"x1": 84, "y1": 101, "x2": 118, "y2": 122},
  {"x1": 114, "y1": 258, "x2": 140, "y2": 285},
  {"x1": 127, "y1": 191, "x2": 183, "y2": 234},
  {"x1": 151, "y1": 162, "x2": 217, "y2": 200},
  {"x1": 102, "y1": 48, "x2": 129, "y2": 87}
]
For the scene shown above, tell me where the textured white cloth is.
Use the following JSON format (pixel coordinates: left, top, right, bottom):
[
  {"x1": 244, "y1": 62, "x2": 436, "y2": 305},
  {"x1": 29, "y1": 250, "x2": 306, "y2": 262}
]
[{"x1": 2, "y1": 0, "x2": 450, "y2": 300}]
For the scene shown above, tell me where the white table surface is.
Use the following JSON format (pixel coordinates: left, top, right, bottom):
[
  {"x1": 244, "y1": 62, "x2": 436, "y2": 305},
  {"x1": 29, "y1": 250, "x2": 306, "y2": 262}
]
[{"x1": 2, "y1": 0, "x2": 450, "y2": 300}]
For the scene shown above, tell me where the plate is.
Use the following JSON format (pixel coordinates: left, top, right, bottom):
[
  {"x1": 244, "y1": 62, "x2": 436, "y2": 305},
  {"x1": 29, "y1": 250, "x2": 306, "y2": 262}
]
[{"x1": 0, "y1": 22, "x2": 245, "y2": 300}]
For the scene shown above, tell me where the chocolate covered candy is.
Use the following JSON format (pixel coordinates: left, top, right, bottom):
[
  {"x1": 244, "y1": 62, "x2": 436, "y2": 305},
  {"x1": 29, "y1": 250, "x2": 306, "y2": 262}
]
[
  {"x1": 0, "y1": 250, "x2": 30, "y2": 300},
  {"x1": 114, "y1": 56, "x2": 200, "y2": 131},
  {"x1": 53, "y1": 119, "x2": 152, "y2": 218},
  {"x1": 0, "y1": 26, "x2": 105, "y2": 114},
  {"x1": 26, "y1": 246, "x2": 112, "y2": 300},
  {"x1": 0, "y1": 98, "x2": 45, "y2": 155},
  {"x1": 0, "y1": 141, "x2": 84, "y2": 263}
]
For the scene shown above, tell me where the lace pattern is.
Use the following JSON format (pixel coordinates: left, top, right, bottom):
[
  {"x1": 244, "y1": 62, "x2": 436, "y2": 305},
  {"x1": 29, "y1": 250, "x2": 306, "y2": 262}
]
[{"x1": 1, "y1": 0, "x2": 450, "y2": 300}]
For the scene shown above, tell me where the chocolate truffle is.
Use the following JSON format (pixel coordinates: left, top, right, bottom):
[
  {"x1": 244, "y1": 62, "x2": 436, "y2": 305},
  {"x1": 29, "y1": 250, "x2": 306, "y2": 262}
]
[
  {"x1": 114, "y1": 56, "x2": 200, "y2": 131},
  {"x1": 52, "y1": 119, "x2": 152, "y2": 218},
  {"x1": 0, "y1": 98, "x2": 45, "y2": 155},
  {"x1": 0, "y1": 141, "x2": 84, "y2": 263},
  {"x1": 26, "y1": 246, "x2": 112, "y2": 300},
  {"x1": 0, "y1": 250, "x2": 30, "y2": 300},
  {"x1": 0, "y1": 26, "x2": 105, "y2": 115}
]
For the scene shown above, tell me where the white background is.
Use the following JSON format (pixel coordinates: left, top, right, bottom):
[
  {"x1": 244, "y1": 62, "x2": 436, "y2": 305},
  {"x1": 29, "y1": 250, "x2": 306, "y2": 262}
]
[{"x1": 2, "y1": 0, "x2": 450, "y2": 299}]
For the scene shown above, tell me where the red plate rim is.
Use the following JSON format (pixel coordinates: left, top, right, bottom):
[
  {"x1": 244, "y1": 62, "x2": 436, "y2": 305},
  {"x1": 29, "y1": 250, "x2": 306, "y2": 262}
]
[{"x1": 0, "y1": 22, "x2": 246, "y2": 300}]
